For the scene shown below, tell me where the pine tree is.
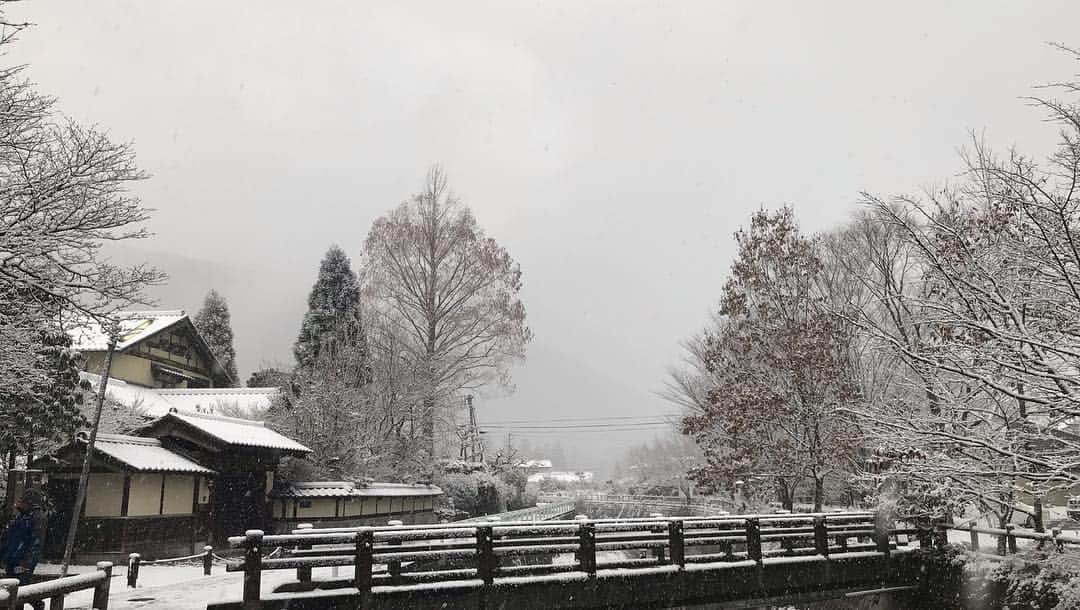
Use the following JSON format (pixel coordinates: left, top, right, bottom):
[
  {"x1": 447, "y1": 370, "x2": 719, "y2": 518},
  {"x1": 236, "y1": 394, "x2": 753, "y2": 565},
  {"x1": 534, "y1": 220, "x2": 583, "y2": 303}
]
[
  {"x1": 193, "y1": 289, "x2": 239, "y2": 386},
  {"x1": 294, "y1": 245, "x2": 371, "y2": 383}
]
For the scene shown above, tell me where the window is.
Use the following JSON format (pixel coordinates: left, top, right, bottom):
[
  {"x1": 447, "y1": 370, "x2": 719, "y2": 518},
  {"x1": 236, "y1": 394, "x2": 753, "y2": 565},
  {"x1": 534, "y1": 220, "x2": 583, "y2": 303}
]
[{"x1": 299, "y1": 500, "x2": 312, "y2": 509}]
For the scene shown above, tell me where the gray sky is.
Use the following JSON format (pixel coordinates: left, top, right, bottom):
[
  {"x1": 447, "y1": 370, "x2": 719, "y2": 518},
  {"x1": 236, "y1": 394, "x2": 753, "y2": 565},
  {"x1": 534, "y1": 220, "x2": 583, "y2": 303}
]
[{"x1": 10, "y1": 1, "x2": 1080, "y2": 474}]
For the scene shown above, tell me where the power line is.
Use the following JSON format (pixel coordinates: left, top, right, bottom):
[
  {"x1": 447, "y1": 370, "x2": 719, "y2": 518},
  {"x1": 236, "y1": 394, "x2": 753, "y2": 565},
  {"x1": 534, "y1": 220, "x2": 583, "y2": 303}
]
[
  {"x1": 480, "y1": 425, "x2": 675, "y2": 434},
  {"x1": 482, "y1": 421, "x2": 672, "y2": 430},
  {"x1": 483, "y1": 414, "x2": 681, "y2": 425}
]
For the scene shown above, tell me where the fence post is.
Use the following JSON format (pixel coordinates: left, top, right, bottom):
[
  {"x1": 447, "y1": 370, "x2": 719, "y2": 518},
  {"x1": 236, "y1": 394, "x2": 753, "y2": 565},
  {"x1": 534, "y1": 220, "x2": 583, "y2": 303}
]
[
  {"x1": 93, "y1": 561, "x2": 113, "y2": 610},
  {"x1": 476, "y1": 525, "x2": 496, "y2": 585},
  {"x1": 1005, "y1": 524, "x2": 1018, "y2": 554},
  {"x1": 649, "y1": 513, "x2": 666, "y2": 563},
  {"x1": 745, "y1": 518, "x2": 762, "y2": 563},
  {"x1": 577, "y1": 521, "x2": 597, "y2": 576},
  {"x1": 916, "y1": 525, "x2": 932, "y2": 549},
  {"x1": 242, "y1": 529, "x2": 264, "y2": 610},
  {"x1": 295, "y1": 523, "x2": 313, "y2": 582},
  {"x1": 813, "y1": 516, "x2": 829, "y2": 557},
  {"x1": 873, "y1": 522, "x2": 891, "y2": 557},
  {"x1": 0, "y1": 578, "x2": 19, "y2": 610},
  {"x1": 50, "y1": 590, "x2": 66, "y2": 610},
  {"x1": 354, "y1": 529, "x2": 374, "y2": 609},
  {"x1": 127, "y1": 553, "x2": 140, "y2": 588},
  {"x1": 933, "y1": 522, "x2": 949, "y2": 548},
  {"x1": 668, "y1": 519, "x2": 685, "y2": 567},
  {"x1": 969, "y1": 528, "x2": 979, "y2": 552},
  {"x1": 203, "y1": 545, "x2": 214, "y2": 576},
  {"x1": 387, "y1": 519, "x2": 403, "y2": 586}
]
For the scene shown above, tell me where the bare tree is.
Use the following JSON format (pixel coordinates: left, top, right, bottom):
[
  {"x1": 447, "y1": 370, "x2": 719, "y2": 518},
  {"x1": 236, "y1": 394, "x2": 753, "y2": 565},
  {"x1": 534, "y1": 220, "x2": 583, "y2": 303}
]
[
  {"x1": 0, "y1": 14, "x2": 161, "y2": 465},
  {"x1": 362, "y1": 167, "x2": 532, "y2": 459}
]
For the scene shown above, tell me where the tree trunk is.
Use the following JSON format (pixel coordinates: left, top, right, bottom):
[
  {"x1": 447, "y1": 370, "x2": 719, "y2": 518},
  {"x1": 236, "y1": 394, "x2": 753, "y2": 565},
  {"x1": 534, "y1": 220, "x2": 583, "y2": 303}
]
[
  {"x1": 422, "y1": 395, "x2": 436, "y2": 461},
  {"x1": 813, "y1": 477, "x2": 824, "y2": 512},
  {"x1": 777, "y1": 482, "x2": 794, "y2": 511}
]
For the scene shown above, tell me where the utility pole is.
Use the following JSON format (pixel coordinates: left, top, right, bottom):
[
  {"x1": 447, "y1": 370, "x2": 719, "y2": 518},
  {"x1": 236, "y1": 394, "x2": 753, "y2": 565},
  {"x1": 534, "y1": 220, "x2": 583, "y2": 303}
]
[
  {"x1": 61, "y1": 323, "x2": 118, "y2": 576},
  {"x1": 465, "y1": 395, "x2": 478, "y2": 462}
]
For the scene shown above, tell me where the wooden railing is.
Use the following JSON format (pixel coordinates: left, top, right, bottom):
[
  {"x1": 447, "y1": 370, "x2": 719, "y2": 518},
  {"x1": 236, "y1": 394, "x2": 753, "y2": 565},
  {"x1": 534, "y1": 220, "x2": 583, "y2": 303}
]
[
  {"x1": 0, "y1": 561, "x2": 113, "y2": 610},
  {"x1": 219, "y1": 511, "x2": 914, "y2": 607},
  {"x1": 940, "y1": 522, "x2": 1080, "y2": 556}
]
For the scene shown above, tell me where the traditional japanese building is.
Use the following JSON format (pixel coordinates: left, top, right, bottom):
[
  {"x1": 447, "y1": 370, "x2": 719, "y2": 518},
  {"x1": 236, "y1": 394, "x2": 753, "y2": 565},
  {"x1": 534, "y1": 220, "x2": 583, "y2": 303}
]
[
  {"x1": 270, "y1": 481, "x2": 443, "y2": 531},
  {"x1": 37, "y1": 433, "x2": 216, "y2": 559},
  {"x1": 70, "y1": 310, "x2": 236, "y2": 389},
  {"x1": 34, "y1": 308, "x2": 445, "y2": 559},
  {"x1": 35, "y1": 410, "x2": 313, "y2": 559}
]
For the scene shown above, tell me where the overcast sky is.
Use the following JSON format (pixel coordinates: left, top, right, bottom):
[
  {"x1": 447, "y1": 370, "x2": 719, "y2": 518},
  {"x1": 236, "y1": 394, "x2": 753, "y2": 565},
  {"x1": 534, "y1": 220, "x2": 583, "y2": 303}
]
[{"x1": 10, "y1": 1, "x2": 1080, "y2": 474}]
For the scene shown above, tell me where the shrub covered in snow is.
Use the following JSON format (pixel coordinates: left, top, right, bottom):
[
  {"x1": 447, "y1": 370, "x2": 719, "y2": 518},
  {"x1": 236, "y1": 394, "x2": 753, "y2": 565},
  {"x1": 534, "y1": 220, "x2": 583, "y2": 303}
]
[{"x1": 913, "y1": 544, "x2": 1080, "y2": 610}]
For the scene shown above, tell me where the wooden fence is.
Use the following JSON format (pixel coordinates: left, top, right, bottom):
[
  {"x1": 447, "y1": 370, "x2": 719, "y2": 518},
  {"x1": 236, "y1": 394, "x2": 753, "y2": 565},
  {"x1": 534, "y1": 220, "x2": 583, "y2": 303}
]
[
  {"x1": 218, "y1": 511, "x2": 913, "y2": 608},
  {"x1": 941, "y1": 522, "x2": 1080, "y2": 556}
]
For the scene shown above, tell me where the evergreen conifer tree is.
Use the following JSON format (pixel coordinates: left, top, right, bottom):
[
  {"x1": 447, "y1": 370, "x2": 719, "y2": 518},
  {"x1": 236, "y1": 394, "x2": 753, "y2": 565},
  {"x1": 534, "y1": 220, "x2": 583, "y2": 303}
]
[
  {"x1": 293, "y1": 245, "x2": 371, "y2": 383},
  {"x1": 193, "y1": 289, "x2": 239, "y2": 386}
]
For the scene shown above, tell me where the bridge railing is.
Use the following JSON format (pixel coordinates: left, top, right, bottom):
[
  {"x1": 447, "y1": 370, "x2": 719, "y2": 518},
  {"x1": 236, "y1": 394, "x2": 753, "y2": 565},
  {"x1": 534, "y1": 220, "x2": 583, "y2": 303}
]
[
  {"x1": 223, "y1": 511, "x2": 913, "y2": 607},
  {"x1": 0, "y1": 562, "x2": 114, "y2": 610}
]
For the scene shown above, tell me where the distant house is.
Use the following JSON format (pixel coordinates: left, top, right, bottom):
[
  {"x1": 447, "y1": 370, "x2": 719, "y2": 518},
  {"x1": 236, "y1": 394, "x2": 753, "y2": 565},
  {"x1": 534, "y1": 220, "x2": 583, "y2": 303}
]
[
  {"x1": 527, "y1": 470, "x2": 594, "y2": 484},
  {"x1": 270, "y1": 481, "x2": 443, "y2": 531},
  {"x1": 518, "y1": 459, "x2": 553, "y2": 474}
]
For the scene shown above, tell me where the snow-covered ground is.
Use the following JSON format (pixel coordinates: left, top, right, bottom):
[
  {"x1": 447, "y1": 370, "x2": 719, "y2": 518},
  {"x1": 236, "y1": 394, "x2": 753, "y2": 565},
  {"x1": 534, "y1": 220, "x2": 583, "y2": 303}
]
[{"x1": 34, "y1": 563, "x2": 350, "y2": 609}]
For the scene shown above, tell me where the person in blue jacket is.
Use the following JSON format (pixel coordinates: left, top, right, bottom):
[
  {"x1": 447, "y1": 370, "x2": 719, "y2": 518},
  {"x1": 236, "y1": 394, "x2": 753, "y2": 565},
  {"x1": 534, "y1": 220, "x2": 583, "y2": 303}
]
[{"x1": 0, "y1": 489, "x2": 47, "y2": 610}]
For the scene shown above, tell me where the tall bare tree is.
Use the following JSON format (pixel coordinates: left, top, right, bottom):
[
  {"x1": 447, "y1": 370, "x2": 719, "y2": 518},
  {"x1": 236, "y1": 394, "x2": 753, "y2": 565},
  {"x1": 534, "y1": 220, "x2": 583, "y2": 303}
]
[{"x1": 362, "y1": 167, "x2": 532, "y2": 460}]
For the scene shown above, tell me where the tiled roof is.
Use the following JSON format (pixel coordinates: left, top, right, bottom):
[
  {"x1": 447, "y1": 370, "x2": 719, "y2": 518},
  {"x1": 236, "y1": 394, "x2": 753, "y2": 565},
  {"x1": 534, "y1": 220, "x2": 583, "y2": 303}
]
[
  {"x1": 91, "y1": 433, "x2": 215, "y2": 474},
  {"x1": 163, "y1": 410, "x2": 312, "y2": 454},
  {"x1": 156, "y1": 387, "x2": 279, "y2": 417},
  {"x1": 273, "y1": 481, "x2": 443, "y2": 498}
]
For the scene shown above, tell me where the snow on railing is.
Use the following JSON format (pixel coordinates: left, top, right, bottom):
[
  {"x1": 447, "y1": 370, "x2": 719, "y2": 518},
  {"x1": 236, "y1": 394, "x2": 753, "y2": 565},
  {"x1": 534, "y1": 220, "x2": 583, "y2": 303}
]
[
  {"x1": 223, "y1": 511, "x2": 912, "y2": 606},
  {"x1": 0, "y1": 561, "x2": 113, "y2": 609}
]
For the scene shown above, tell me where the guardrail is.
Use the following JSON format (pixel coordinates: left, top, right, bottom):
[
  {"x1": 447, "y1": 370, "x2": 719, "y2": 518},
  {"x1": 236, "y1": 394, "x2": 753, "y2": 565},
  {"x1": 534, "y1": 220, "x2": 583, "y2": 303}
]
[
  {"x1": 0, "y1": 562, "x2": 113, "y2": 610},
  {"x1": 220, "y1": 511, "x2": 913, "y2": 607},
  {"x1": 457, "y1": 500, "x2": 576, "y2": 523},
  {"x1": 566, "y1": 493, "x2": 733, "y2": 515}
]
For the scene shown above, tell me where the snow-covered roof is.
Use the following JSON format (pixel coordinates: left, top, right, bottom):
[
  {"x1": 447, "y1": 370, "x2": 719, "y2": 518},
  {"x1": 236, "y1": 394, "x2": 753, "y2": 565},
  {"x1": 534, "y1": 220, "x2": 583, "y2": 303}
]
[
  {"x1": 519, "y1": 459, "x2": 553, "y2": 469},
  {"x1": 273, "y1": 481, "x2": 443, "y2": 498},
  {"x1": 159, "y1": 410, "x2": 312, "y2": 454},
  {"x1": 79, "y1": 375, "x2": 278, "y2": 419},
  {"x1": 82, "y1": 373, "x2": 178, "y2": 416},
  {"x1": 155, "y1": 387, "x2": 279, "y2": 417},
  {"x1": 68, "y1": 310, "x2": 188, "y2": 352},
  {"x1": 66, "y1": 309, "x2": 235, "y2": 385},
  {"x1": 90, "y1": 433, "x2": 215, "y2": 474}
]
